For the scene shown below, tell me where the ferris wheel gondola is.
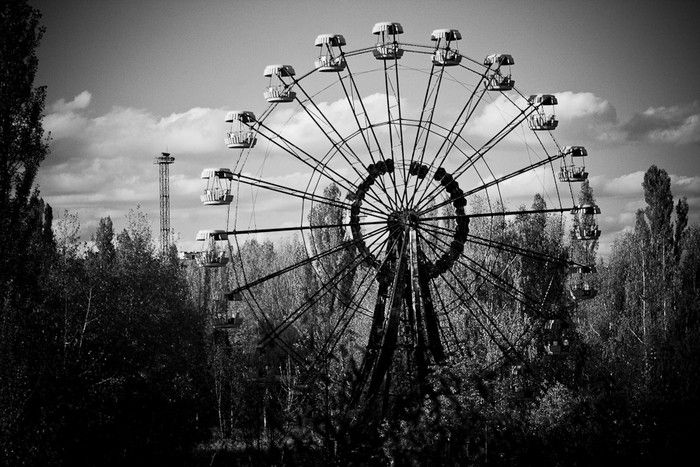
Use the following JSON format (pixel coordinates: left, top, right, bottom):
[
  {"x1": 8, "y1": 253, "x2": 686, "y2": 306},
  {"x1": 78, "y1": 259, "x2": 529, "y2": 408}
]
[
  {"x1": 263, "y1": 64, "x2": 296, "y2": 103},
  {"x1": 372, "y1": 22, "x2": 404, "y2": 60},
  {"x1": 224, "y1": 111, "x2": 257, "y2": 149},
  {"x1": 567, "y1": 201, "x2": 601, "y2": 301},
  {"x1": 195, "y1": 230, "x2": 229, "y2": 268},
  {"x1": 528, "y1": 94, "x2": 558, "y2": 131},
  {"x1": 314, "y1": 34, "x2": 347, "y2": 72},
  {"x1": 200, "y1": 168, "x2": 234, "y2": 205},
  {"x1": 558, "y1": 146, "x2": 589, "y2": 183},
  {"x1": 544, "y1": 319, "x2": 572, "y2": 355},
  {"x1": 484, "y1": 53, "x2": 515, "y2": 91},
  {"x1": 430, "y1": 29, "x2": 462, "y2": 66}
]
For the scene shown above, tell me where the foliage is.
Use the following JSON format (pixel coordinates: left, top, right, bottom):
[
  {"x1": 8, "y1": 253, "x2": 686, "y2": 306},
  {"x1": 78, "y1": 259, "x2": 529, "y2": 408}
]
[{"x1": 0, "y1": 1, "x2": 55, "y2": 463}]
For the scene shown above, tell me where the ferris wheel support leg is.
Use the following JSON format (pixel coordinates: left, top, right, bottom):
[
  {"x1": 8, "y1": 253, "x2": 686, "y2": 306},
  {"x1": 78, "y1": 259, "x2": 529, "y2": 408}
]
[
  {"x1": 416, "y1": 247, "x2": 446, "y2": 363},
  {"x1": 408, "y1": 230, "x2": 430, "y2": 391},
  {"x1": 352, "y1": 228, "x2": 398, "y2": 405},
  {"x1": 352, "y1": 278, "x2": 389, "y2": 405},
  {"x1": 358, "y1": 227, "x2": 409, "y2": 413}
]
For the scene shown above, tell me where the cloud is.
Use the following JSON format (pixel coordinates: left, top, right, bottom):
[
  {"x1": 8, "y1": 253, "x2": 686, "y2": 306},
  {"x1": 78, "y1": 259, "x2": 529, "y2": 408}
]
[
  {"x1": 607, "y1": 101, "x2": 700, "y2": 144},
  {"x1": 39, "y1": 92, "x2": 234, "y2": 239},
  {"x1": 39, "y1": 91, "x2": 382, "y2": 243},
  {"x1": 591, "y1": 171, "x2": 700, "y2": 199},
  {"x1": 468, "y1": 92, "x2": 700, "y2": 147},
  {"x1": 266, "y1": 93, "x2": 403, "y2": 151},
  {"x1": 44, "y1": 102, "x2": 223, "y2": 160},
  {"x1": 43, "y1": 111, "x2": 89, "y2": 141},
  {"x1": 591, "y1": 171, "x2": 645, "y2": 197},
  {"x1": 464, "y1": 165, "x2": 562, "y2": 205},
  {"x1": 467, "y1": 91, "x2": 617, "y2": 143},
  {"x1": 37, "y1": 89, "x2": 700, "y2": 261},
  {"x1": 51, "y1": 91, "x2": 92, "y2": 113},
  {"x1": 671, "y1": 173, "x2": 700, "y2": 195},
  {"x1": 555, "y1": 91, "x2": 617, "y2": 123}
]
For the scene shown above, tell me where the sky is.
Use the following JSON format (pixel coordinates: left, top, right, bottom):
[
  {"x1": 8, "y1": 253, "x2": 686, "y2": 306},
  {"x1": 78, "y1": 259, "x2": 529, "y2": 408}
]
[{"x1": 33, "y1": 0, "x2": 700, "y2": 256}]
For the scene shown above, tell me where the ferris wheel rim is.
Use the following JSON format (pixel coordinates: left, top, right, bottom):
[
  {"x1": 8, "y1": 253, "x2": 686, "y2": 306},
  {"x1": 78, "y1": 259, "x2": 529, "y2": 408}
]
[{"x1": 212, "y1": 27, "x2": 598, "y2": 389}]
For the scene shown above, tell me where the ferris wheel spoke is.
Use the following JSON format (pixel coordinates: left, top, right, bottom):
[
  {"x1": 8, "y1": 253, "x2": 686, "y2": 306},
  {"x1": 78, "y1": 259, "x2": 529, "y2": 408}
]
[
  {"x1": 258, "y1": 224, "x2": 393, "y2": 351},
  {"x1": 253, "y1": 121, "x2": 393, "y2": 211},
  {"x1": 258, "y1": 317, "x2": 310, "y2": 366},
  {"x1": 335, "y1": 75, "x2": 377, "y2": 164},
  {"x1": 381, "y1": 59, "x2": 401, "y2": 207},
  {"x1": 409, "y1": 70, "x2": 490, "y2": 207},
  {"x1": 415, "y1": 223, "x2": 541, "y2": 308},
  {"x1": 226, "y1": 224, "x2": 386, "y2": 298},
  {"x1": 441, "y1": 268, "x2": 521, "y2": 364},
  {"x1": 418, "y1": 150, "x2": 568, "y2": 216},
  {"x1": 425, "y1": 274, "x2": 462, "y2": 359},
  {"x1": 227, "y1": 219, "x2": 388, "y2": 237},
  {"x1": 441, "y1": 261, "x2": 526, "y2": 365},
  {"x1": 333, "y1": 69, "x2": 400, "y2": 211},
  {"x1": 422, "y1": 205, "x2": 575, "y2": 222},
  {"x1": 408, "y1": 66, "x2": 448, "y2": 207},
  {"x1": 310, "y1": 262, "x2": 381, "y2": 367},
  {"x1": 461, "y1": 253, "x2": 536, "y2": 310},
  {"x1": 234, "y1": 172, "x2": 386, "y2": 218},
  {"x1": 533, "y1": 133, "x2": 566, "y2": 211},
  {"x1": 311, "y1": 225, "x2": 405, "y2": 373},
  {"x1": 392, "y1": 57, "x2": 406, "y2": 201},
  {"x1": 251, "y1": 121, "x2": 356, "y2": 193},
  {"x1": 413, "y1": 104, "x2": 537, "y2": 211},
  {"x1": 420, "y1": 226, "x2": 516, "y2": 302},
  {"x1": 292, "y1": 82, "x2": 375, "y2": 176},
  {"x1": 456, "y1": 60, "x2": 493, "y2": 75},
  {"x1": 403, "y1": 61, "x2": 438, "y2": 205},
  {"x1": 227, "y1": 238, "x2": 309, "y2": 366},
  {"x1": 292, "y1": 78, "x2": 396, "y2": 207},
  {"x1": 342, "y1": 60, "x2": 387, "y2": 163},
  {"x1": 340, "y1": 56, "x2": 388, "y2": 164},
  {"x1": 450, "y1": 100, "x2": 544, "y2": 180},
  {"x1": 499, "y1": 89, "x2": 566, "y2": 209},
  {"x1": 424, "y1": 247, "x2": 517, "y2": 320},
  {"x1": 465, "y1": 232, "x2": 569, "y2": 266},
  {"x1": 416, "y1": 225, "x2": 502, "y2": 360}
]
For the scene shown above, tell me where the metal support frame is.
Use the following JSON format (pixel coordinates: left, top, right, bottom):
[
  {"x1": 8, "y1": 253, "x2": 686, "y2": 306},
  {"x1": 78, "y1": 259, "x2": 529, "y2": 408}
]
[{"x1": 154, "y1": 152, "x2": 175, "y2": 255}]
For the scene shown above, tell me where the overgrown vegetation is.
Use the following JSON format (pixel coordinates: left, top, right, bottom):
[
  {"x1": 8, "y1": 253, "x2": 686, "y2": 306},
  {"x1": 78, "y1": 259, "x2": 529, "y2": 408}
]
[{"x1": 2, "y1": 2, "x2": 699, "y2": 465}]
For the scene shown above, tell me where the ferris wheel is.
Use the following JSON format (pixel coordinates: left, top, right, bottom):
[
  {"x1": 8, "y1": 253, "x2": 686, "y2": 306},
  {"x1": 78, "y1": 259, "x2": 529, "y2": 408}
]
[{"x1": 195, "y1": 22, "x2": 600, "y2": 406}]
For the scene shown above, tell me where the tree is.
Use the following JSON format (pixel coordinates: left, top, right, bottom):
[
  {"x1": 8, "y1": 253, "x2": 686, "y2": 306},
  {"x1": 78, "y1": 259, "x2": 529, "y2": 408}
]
[
  {"x1": 94, "y1": 216, "x2": 116, "y2": 263},
  {"x1": 0, "y1": 0, "x2": 50, "y2": 275},
  {"x1": 633, "y1": 166, "x2": 688, "y2": 348},
  {"x1": 0, "y1": 2, "x2": 55, "y2": 463},
  {"x1": 641, "y1": 166, "x2": 674, "y2": 243},
  {"x1": 58, "y1": 208, "x2": 211, "y2": 465}
]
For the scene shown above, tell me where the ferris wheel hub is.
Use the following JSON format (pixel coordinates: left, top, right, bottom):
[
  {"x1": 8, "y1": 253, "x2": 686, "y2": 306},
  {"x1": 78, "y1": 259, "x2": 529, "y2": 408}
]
[{"x1": 387, "y1": 209, "x2": 420, "y2": 230}]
